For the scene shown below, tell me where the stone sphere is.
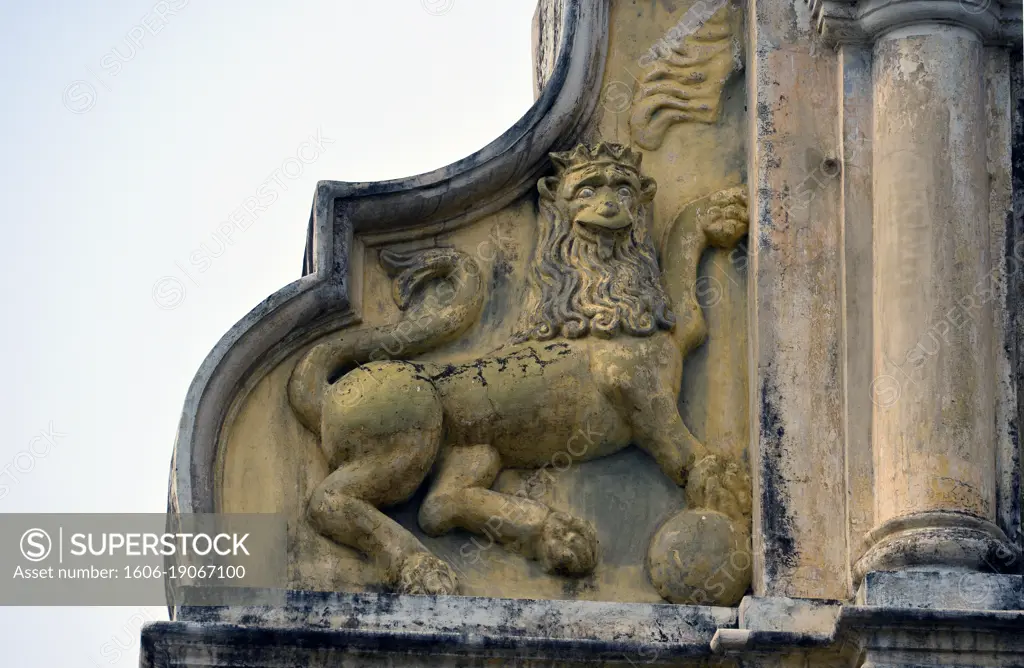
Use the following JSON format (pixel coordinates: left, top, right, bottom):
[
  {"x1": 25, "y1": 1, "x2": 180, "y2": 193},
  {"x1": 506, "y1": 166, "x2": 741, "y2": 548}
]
[{"x1": 646, "y1": 508, "x2": 751, "y2": 606}]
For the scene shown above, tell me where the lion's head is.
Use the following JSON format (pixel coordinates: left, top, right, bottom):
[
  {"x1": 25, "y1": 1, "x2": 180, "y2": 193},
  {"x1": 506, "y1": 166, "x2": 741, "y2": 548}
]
[{"x1": 516, "y1": 142, "x2": 676, "y2": 342}]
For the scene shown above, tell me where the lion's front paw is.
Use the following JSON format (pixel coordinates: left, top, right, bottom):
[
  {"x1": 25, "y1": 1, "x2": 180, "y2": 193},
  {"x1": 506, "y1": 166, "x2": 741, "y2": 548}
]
[
  {"x1": 396, "y1": 551, "x2": 459, "y2": 596},
  {"x1": 684, "y1": 454, "x2": 752, "y2": 523},
  {"x1": 535, "y1": 512, "x2": 599, "y2": 577},
  {"x1": 699, "y1": 186, "x2": 748, "y2": 249}
]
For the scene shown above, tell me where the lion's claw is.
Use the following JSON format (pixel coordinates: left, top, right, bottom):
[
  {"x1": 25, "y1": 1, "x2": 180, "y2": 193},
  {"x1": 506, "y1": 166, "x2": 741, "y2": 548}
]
[
  {"x1": 395, "y1": 552, "x2": 459, "y2": 596},
  {"x1": 699, "y1": 187, "x2": 749, "y2": 249},
  {"x1": 684, "y1": 454, "x2": 752, "y2": 523},
  {"x1": 535, "y1": 512, "x2": 599, "y2": 577}
]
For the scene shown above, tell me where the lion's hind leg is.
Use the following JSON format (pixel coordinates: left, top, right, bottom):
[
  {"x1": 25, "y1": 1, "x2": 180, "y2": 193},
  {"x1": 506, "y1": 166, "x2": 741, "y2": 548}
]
[
  {"x1": 308, "y1": 459, "x2": 457, "y2": 595},
  {"x1": 310, "y1": 361, "x2": 456, "y2": 595},
  {"x1": 419, "y1": 445, "x2": 598, "y2": 577}
]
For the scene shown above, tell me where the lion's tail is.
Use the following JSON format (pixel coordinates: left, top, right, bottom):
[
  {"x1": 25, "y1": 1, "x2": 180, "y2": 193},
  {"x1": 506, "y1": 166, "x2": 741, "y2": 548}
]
[{"x1": 287, "y1": 247, "x2": 484, "y2": 435}]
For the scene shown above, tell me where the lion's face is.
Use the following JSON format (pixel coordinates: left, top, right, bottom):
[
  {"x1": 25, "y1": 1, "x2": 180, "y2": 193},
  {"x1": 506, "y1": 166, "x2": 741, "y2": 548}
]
[
  {"x1": 556, "y1": 164, "x2": 656, "y2": 234},
  {"x1": 519, "y1": 143, "x2": 675, "y2": 342}
]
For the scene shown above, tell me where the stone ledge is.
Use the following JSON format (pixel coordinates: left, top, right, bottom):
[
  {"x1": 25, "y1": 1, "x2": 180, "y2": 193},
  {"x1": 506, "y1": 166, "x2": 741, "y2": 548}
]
[
  {"x1": 142, "y1": 589, "x2": 736, "y2": 667},
  {"x1": 143, "y1": 591, "x2": 1024, "y2": 667},
  {"x1": 840, "y1": 604, "x2": 1024, "y2": 631},
  {"x1": 142, "y1": 621, "x2": 715, "y2": 668},
  {"x1": 175, "y1": 588, "x2": 735, "y2": 642},
  {"x1": 839, "y1": 605, "x2": 1024, "y2": 666},
  {"x1": 711, "y1": 601, "x2": 1024, "y2": 665},
  {"x1": 739, "y1": 595, "x2": 843, "y2": 634}
]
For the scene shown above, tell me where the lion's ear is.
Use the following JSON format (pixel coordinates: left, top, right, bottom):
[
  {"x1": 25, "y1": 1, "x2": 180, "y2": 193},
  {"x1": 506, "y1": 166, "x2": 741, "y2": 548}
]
[
  {"x1": 538, "y1": 176, "x2": 560, "y2": 202},
  {"x1": 639, "y1": 176, "x2": 657, "y2": 203}
]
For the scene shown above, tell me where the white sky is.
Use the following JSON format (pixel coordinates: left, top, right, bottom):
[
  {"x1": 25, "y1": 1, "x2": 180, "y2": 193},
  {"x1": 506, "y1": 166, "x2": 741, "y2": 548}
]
[{"x1": 0, "y1": 1, "x2": 538, "y2": 664}]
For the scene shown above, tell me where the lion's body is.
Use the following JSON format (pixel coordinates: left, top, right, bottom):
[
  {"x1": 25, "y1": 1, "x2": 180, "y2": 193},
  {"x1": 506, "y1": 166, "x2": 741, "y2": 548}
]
[
  {"x1": 321, "y1": 332, "x2": 682, "y2": 472},
  {"x1": 288, "y1": 144, "x2": 750, "y2": 596}
]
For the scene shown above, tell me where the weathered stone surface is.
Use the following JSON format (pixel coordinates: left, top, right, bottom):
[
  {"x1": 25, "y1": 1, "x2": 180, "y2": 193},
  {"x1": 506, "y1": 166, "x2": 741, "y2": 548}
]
[
  {"x1": 176, "y1": 588, "x2": 736, "y2": 641},
  {"x1": 710, "y1": 600, "x2": 1024, "y2": 668},
  {"x1": 857, "y1": 571, "x2": 1024, "y2": 611},
  {"x1": 195, "y1": 0, "x2": 755, "y2": 607},
  {"x1": 985, "y1": 43, "x2": 1022, "y2": 561},
  {"x1": 866, "y1": 23, "x2": 1003, "y2": 574},
  {"x1": 838, "y1": 41, "x2": 875, "y2": 567},
  {"x1": 142, "y1": 589, "x2": 736, "y2": 667},
  {"x1": 648, "y1": 508, "x2": 751, "y2": 606},
  {"x1": 747, "y1": 0, "x2": 848, "y2": 599},
  {"x1": 156, "y1": 0, "x2": 1024, "y2": 664},
  {"x1": 284, "y1": 143, "x2": 751, "y2": 602},
  {"x1": 841, "y1": 606, "x2": 1024, "y2": 668},
  {"x1": 141, "y1": 592, "x2": 1024, "y2": 667},
  {"x1": 739, "y1": 595, "x2": 841, "y2": 635}
]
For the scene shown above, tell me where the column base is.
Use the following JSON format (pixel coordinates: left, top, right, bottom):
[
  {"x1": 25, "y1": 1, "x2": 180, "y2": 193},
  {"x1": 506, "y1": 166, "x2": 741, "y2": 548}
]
[
  {"x1": 853, "y1": 512, "x2": 1020, "y2": 583},
  {"x1": 857, "y1": 570, "x2": 1024, "y2": 610}
]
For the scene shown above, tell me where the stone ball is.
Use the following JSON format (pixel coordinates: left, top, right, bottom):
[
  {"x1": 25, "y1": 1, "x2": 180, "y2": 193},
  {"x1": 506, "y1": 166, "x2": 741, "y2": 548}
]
[{"x1": 646, "y1": 508, "x2": 751, "y2": 606}]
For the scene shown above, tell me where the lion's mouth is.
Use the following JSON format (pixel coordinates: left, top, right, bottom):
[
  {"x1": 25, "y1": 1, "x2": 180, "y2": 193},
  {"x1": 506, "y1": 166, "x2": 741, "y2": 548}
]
[{"x1": 575, "y1": 215, "x2": 632, "y2": 231}]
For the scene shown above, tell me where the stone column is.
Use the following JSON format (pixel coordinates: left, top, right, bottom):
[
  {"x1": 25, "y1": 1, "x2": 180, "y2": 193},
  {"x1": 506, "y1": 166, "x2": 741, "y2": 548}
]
[{"x1": 835, "y1": 4, "x2": 1021, "y2": 578}]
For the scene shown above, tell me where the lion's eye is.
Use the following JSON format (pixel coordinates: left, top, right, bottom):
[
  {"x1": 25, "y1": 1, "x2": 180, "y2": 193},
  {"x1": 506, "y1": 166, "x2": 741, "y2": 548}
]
[
  {"x1": 575, "y1": 187, "x2": 595, "y2": 199},
  {"x1": 617, "y1": 187, "x2": 633, "y2": 199}
]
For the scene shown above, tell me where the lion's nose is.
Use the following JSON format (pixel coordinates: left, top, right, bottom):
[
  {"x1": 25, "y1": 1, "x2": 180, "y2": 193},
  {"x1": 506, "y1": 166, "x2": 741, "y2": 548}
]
[{"x1": 599, "y1": 200, "x2": 620, "y2": 217}]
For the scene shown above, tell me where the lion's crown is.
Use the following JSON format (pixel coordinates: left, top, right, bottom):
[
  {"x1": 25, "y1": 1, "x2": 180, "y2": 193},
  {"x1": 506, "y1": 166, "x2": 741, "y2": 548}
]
[{"x1": 549, "y1": 142, "x2": 642, "y2": 176}]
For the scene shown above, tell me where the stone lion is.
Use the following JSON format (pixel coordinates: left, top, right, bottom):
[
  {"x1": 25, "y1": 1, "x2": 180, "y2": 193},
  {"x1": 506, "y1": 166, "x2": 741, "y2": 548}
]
[{"x1": 288, "y1": 142, "x2": 751, "y2": 596}]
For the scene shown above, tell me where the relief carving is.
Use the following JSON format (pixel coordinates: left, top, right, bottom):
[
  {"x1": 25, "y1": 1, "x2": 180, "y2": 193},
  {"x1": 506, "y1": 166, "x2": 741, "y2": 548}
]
[
  {"x1": 630, "y1": 3, "x2": 740, "y2": 150},
  {"x1": 287, "y1": 143, "x2": 751, "y2": 605}
]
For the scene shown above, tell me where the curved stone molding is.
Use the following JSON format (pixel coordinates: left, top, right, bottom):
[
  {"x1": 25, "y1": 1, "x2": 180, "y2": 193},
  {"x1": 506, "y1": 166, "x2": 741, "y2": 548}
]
[
  {"x1": 807, "y1": 0, "x2": 1022, "y2": 44},
  {"x1": 168, "y1": 0, "x2": 610, "y2": 522}
]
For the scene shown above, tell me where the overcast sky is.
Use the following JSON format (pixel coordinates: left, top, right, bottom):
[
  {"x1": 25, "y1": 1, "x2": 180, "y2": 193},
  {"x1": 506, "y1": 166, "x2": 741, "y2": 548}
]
[{"x1": 0, "y1": 1, "x2": 538, "y2": 664}]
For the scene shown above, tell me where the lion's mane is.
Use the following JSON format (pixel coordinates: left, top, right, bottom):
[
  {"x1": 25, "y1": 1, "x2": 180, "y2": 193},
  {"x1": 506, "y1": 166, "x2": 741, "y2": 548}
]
[{"x1": 516, "y1": 196, "x2": 676, "y2": 342}]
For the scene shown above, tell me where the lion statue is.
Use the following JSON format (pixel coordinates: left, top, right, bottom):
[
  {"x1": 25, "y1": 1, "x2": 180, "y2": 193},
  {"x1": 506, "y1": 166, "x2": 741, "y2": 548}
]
[{"x1": 287, "y1": 142, "x2": 751, "y2": 596}]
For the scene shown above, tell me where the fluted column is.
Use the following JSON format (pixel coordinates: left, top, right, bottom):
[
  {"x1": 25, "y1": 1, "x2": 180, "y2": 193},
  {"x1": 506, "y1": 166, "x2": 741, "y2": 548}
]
[{"x1": 809, "y1": 0, "x2": 1022, "y2": 579}]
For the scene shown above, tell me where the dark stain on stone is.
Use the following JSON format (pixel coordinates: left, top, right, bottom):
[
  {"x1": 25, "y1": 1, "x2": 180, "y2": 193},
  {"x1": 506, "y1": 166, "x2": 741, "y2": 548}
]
[
  {"x1": 371, "y1": 592, "x2": 398, "y2": 615},
  {"x1": 984, "y1": 537, "x2": 1020, "y2": 574},
  {"x1": 996, "y1": 203, "x2": 1022, "y2": 546},
  {"x1": 1007, "y1": 52, "x2": 1024, "y2": 549},
  {"x1": 827, "y1": 337, "x2": 840, "y2": 391},
  {"x1": 480, "y1": 245, "x2": 515, "y2": 329},
  {"x1": 756, "y1": 101, "x2": 774, "y2": 134},
  {"x1": 560, "y1": 573, "x2": 597, "y2": 598},
  {"x1": 759, "y1": 372, "x2": 798, "y2": 583},
  {"x1": 1004, "y1": 419, "x2": 1021, "y2": 550}
]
